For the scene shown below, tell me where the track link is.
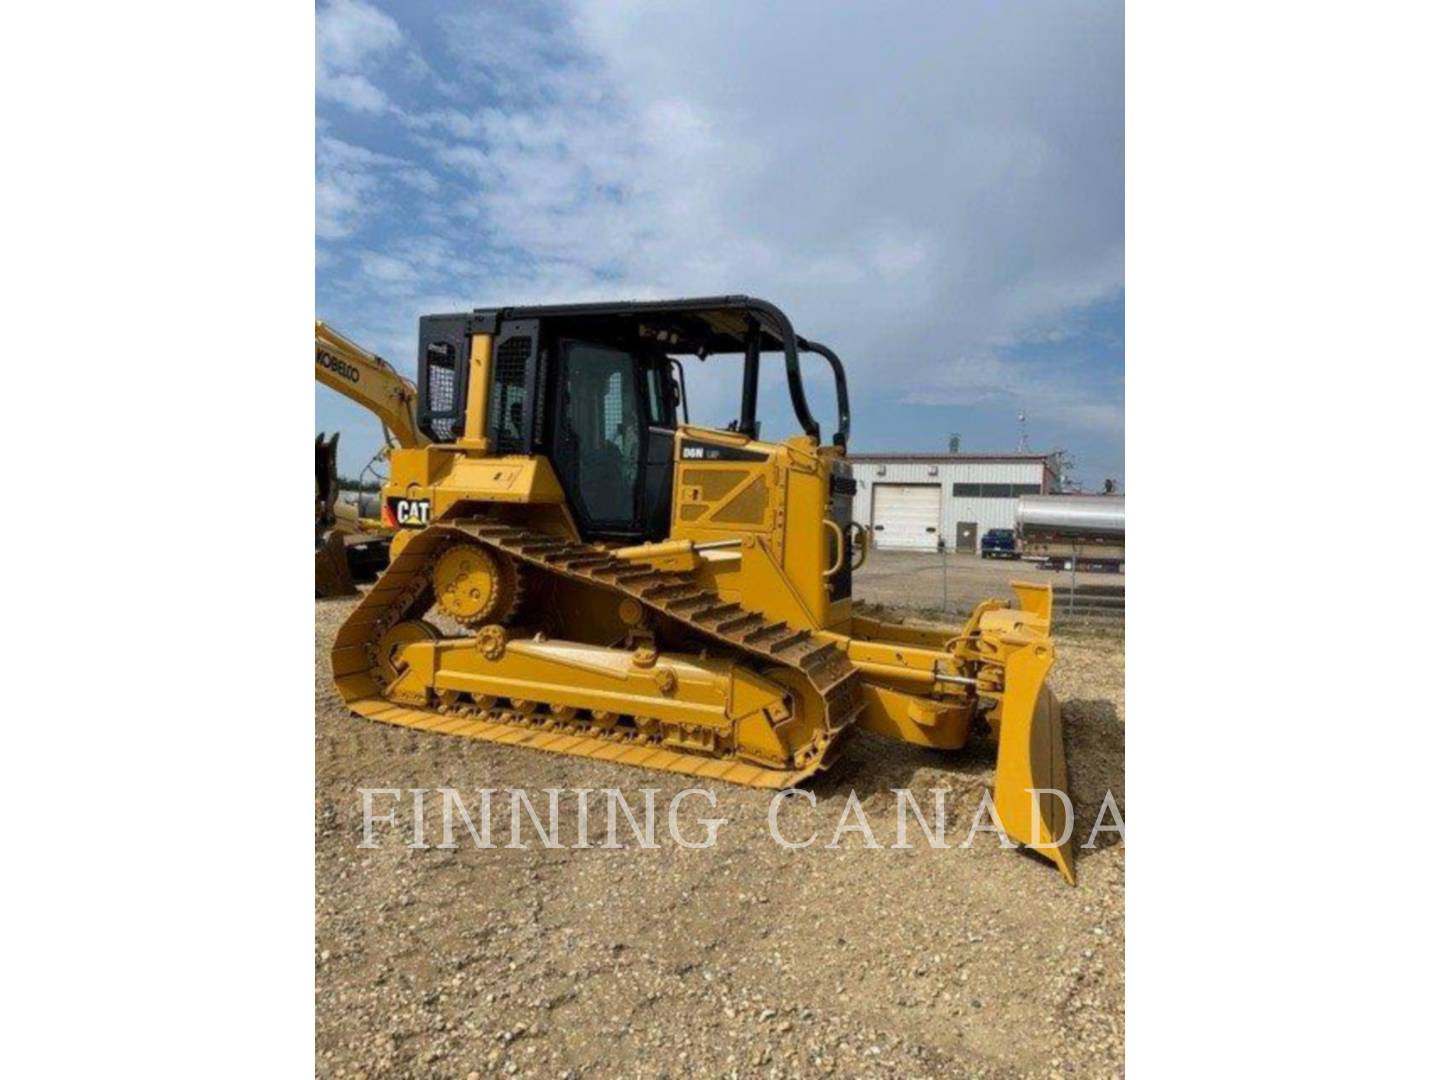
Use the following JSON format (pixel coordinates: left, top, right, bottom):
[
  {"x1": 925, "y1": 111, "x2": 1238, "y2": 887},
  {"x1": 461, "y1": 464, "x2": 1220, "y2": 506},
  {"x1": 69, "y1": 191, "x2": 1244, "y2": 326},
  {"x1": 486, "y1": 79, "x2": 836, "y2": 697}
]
[{"x1": 332, "y1": 519, "x2": 864, "y2": 788}]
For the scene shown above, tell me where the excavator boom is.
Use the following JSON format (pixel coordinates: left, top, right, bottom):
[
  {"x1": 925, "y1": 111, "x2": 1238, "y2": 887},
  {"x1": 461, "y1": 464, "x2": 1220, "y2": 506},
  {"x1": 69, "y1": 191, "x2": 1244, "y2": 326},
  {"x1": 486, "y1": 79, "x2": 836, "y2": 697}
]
[
  {"x1": 315, "y1": 321, "x2": 425, "y2": 597},
  {"x1": 315, "y1": 321, "x2": 428, "y2": 450}
]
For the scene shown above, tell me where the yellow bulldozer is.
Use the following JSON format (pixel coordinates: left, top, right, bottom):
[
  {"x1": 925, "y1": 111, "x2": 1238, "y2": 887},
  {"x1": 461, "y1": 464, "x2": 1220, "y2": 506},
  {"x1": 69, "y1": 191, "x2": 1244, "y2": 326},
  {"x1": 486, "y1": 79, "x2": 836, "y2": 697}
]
[
  {"x1": 315, "y1": 321, "x2": 429, "y2": 597},
  {"x1": 329, "y1": 297, "x2": 1073, "y2": 881}
]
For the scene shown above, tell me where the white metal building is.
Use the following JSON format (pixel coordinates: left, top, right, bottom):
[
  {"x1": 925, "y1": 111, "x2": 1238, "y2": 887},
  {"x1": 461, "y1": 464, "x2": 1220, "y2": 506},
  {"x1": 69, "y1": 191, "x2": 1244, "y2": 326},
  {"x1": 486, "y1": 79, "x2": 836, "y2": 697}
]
[{"x1": 847, "y1": 452, "x2": 1063, "y2": 552}]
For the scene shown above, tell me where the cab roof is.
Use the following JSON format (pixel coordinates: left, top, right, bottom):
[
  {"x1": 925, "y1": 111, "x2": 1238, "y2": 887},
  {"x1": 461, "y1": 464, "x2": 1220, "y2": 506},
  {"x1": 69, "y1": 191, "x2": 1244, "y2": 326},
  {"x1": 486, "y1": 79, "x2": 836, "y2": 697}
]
[{"x1": 460, "y1": 295, "x2": 796, "y2": 358}]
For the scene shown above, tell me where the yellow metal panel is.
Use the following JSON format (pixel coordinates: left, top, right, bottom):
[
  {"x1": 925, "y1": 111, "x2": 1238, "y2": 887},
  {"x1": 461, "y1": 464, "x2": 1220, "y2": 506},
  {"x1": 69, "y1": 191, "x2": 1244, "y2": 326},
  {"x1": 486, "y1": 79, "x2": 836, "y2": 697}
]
[
  {"x1": 459, "y1": 333, "x2": 493, "y2": 448},
  {"x1": 853, "y1": 682, "x2": 970, "y2": 749},
  {"x1": 782, "y1": 461, "x2": 833, "y2": 626}
]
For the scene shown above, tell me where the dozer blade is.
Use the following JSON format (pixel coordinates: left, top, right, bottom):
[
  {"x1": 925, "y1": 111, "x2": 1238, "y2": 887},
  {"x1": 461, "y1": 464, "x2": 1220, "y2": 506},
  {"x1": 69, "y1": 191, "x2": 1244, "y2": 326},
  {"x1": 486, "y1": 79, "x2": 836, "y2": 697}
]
[
  {"x1": 989, "y1": 634, "x2": 1075, "y2": 885},
  {"x1": 845, "y1": 581, "x2": 1074, "y2": 883}
]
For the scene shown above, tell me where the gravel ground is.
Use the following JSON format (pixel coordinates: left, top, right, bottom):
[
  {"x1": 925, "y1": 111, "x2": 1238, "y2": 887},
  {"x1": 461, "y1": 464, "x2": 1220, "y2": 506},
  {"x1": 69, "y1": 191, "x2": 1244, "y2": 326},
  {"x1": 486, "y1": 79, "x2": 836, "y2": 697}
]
[{"x1": 315, "y1": 579, "x2": 1125, "y2": 1078}]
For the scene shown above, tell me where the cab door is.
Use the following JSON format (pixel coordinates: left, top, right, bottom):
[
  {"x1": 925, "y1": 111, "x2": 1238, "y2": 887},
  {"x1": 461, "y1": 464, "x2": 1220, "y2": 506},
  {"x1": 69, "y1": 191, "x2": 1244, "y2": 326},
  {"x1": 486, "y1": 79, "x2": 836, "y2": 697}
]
[{"x1": 549, "y1": 340, "x2": 644, "y2": 539}]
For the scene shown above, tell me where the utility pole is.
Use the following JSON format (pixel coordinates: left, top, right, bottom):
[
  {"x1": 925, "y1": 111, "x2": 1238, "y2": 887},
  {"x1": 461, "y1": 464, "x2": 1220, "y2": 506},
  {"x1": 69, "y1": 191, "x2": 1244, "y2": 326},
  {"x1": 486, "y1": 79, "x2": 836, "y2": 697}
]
[
  {"x1": 1056, "y1": 450, "x2": 1077, "y2": 492},
  {"x1": 939, "y1": 537, "x2": 948, "y2": 614}
]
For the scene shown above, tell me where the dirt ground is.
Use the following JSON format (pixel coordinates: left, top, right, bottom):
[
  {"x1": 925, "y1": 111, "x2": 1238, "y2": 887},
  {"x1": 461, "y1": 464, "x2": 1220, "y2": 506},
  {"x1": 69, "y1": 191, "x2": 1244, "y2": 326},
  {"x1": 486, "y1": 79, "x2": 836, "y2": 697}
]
[{"x1": 316, "y1": 571, "x2": 1125, "y2": 1078}]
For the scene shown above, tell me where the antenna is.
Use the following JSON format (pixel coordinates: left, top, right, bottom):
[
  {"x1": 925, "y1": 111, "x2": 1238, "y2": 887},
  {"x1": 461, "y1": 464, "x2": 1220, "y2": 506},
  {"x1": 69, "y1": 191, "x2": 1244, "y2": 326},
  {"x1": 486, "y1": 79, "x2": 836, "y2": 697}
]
[
  {"x1": 1056, "y1": 449, "x2": 1077, "y2": 492},
  {"x1": 1016, "y1": 411, "x2": 1030, "y2": 453}
]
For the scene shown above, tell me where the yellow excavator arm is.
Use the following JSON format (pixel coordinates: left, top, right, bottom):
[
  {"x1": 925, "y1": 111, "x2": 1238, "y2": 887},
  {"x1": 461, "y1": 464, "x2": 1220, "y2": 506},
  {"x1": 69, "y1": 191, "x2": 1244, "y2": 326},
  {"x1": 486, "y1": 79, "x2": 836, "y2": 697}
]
[{"x1": 315, "y1": 320, "x2": 428, "y2": 450}]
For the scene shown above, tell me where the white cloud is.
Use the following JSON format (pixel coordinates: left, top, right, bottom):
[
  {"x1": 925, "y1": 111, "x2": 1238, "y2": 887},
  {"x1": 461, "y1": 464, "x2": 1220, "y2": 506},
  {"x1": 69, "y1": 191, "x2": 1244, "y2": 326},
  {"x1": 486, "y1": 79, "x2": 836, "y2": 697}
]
[
  {"x1": 398, "y1": 3, "x2": 1122, "y2": 368},
  {"x1": 403, "y1": 107, "x2": 486, "y2": 141},
  {"x1": 436, "y1": 6, "x2": 587, "y2": 104},
  {"x1": 356, "y1": 251, "x2": 416, "y2": 285},
  {"x1": 317, "y1": 0, "x2": 401, "y2": 69},
  {"x1": 316, "y1": 135, "x2": 439, "y2": 240},
  {"x1": 318, "y1": 72, "x2": 388, "y2": 114},
  {"x1": 316, "y1": 0, "x2": 403, "y2": 114},
  {"x1": 905, "y1": 352, "x2": 1123, "y2": 434}
]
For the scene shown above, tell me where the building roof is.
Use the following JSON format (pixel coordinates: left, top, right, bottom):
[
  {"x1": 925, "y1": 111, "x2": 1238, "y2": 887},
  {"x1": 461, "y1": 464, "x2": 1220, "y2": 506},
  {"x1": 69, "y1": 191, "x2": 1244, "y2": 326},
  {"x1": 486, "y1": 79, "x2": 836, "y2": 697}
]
[{"x1": 845, "y1": 451, "x2": 1058, "y2": 464}]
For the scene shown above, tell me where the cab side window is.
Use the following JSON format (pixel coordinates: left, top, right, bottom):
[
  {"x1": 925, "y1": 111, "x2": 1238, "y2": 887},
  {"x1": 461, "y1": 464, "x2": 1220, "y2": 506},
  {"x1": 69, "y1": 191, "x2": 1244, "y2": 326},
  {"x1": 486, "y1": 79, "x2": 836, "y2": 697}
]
[{"x1": 645, "y1": 364, "x2": 673, "y2": 428}]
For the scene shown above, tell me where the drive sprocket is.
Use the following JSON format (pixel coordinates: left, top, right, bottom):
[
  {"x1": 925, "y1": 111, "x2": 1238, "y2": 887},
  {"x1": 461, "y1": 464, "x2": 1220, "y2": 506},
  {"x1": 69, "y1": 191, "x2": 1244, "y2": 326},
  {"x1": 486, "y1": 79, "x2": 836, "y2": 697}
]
[{"x1": 432, "y1": 542, "x2": 522, "y2": 627}]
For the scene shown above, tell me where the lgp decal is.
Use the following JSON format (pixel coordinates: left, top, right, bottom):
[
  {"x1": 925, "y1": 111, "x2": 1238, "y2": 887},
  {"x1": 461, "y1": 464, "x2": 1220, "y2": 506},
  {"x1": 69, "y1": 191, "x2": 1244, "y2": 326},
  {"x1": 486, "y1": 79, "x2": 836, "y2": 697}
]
[{"x1": 678, "y1": 439, "x2": 769, "y2": 463}]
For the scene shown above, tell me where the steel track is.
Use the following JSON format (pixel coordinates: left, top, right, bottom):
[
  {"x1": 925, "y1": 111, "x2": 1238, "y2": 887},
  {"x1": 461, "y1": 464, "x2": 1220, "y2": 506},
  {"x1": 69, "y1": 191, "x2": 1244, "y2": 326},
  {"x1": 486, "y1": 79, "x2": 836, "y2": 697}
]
[{"x1": 332, "y1": 520, "x2": 864, "y2": 788}]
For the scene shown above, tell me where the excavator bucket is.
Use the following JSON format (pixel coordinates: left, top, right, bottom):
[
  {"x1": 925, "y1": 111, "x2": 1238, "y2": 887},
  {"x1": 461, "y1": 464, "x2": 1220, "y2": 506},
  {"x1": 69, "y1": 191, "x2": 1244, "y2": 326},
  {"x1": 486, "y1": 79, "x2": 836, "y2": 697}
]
[
  {"x1": 986, "y1": 584, "x2": 1075, "y2": 884},
  {"x1": 315, "y1": 433, "x2": 356, "y2": 598},
  {"x1": 315, "y1": 529, "x2": 356, "y2": 598}
]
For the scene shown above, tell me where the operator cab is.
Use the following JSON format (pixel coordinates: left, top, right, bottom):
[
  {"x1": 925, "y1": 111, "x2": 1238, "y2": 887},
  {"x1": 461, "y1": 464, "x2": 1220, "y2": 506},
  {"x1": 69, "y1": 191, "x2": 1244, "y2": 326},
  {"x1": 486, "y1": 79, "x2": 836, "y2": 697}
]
[{"x1": 413, "y1": 296, "x2": 850, "y2": 545}]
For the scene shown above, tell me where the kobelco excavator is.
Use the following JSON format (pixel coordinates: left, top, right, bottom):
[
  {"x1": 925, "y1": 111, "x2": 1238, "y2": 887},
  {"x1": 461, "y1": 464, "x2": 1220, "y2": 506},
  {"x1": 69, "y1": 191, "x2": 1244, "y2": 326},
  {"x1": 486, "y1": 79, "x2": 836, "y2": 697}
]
[
  {"x1": 315, "y1": 321, "x2": 429, "y2": 596},
  {"x1": 329, "y1": 297, "x2": 1073, "y2": 881}
]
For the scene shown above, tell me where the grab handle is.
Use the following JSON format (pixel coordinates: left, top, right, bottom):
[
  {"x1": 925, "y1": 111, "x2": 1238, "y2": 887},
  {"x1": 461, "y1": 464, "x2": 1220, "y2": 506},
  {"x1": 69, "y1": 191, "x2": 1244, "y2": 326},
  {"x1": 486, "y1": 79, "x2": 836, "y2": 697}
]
[
  {"x1": 848, "y1": 521, "x2": 869, "y2": 571},
  {"x1": 823, "y1": 519, "x2": 846, "y2": 577}
]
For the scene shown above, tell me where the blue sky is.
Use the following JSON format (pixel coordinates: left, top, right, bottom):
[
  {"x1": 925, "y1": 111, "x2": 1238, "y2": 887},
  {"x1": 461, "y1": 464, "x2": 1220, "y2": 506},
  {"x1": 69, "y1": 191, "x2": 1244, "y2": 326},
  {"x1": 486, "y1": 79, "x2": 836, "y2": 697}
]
[{"x1": 316, "y1": 0, "x2": 1123, "y2": 489}]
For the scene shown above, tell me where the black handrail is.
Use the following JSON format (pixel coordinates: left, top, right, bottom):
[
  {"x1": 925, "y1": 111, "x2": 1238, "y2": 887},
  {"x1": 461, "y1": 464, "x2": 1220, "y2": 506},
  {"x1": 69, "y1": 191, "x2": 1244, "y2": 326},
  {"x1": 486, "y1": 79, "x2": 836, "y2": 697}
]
[
  {"x1": 668, "y1": 357, "x2": 689, "y2": 424},
  {"x1": 743, "y1": 297, "x2": 820, "y2": 441},
  {"x1": 739, "y1": 318, "x2": 761, "y2": 438},
  {"x1": 796, "y1": 336, "x2": 851, "y2": 449}
]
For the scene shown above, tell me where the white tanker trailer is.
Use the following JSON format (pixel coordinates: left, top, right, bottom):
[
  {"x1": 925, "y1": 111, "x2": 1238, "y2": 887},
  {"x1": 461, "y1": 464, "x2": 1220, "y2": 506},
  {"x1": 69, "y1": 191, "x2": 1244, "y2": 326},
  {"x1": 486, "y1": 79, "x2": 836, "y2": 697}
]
[{"x1": 1016, "y1": 494, "x2": 1125, "y2": 572}]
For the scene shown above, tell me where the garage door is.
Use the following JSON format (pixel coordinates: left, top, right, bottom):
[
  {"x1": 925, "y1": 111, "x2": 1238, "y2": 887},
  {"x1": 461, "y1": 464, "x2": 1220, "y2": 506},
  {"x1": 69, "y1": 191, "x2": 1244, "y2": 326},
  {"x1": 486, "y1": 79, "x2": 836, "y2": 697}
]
[{"x1": 872, "y1": 484, "x2": 942, "y2": 550}]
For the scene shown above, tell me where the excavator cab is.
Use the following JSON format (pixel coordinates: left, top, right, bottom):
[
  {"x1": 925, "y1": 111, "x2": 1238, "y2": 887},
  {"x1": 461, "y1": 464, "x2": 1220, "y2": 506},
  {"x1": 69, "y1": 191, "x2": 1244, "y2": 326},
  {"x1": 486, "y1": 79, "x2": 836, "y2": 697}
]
[{"x1": 333, "y1": 296, "x2": 1075, "y2": 883}]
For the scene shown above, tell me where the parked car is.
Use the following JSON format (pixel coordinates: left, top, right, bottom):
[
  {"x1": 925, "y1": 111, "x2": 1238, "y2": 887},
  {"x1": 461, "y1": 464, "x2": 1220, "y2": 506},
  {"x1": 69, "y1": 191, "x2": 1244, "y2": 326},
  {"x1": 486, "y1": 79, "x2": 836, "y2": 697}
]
[{"x1": 980, "y1": 527, "x2": 1019, "y2": 559}]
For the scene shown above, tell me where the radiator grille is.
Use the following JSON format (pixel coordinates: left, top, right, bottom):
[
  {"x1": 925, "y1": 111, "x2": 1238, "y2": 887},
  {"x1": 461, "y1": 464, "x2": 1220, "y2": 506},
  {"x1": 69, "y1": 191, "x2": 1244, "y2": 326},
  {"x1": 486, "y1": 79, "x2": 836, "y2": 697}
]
[
  {"x1": 681, "y1": 468, "x2": 748, "y2": 501},
  {"x1": 712, "y1": 476, "x2": 769, "y2": 524}
]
